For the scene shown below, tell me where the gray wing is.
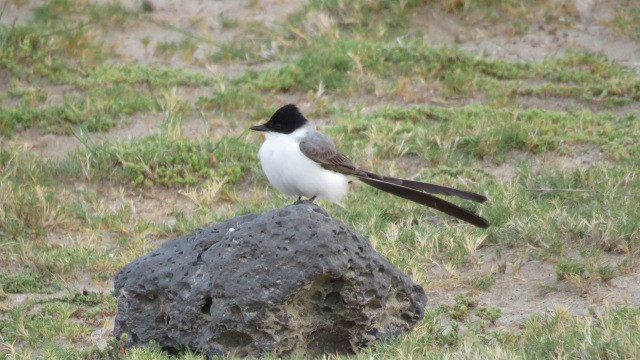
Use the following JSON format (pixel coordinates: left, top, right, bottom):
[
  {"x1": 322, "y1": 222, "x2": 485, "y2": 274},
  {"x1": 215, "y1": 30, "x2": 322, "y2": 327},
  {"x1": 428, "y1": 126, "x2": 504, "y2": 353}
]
[
  {"x1": 299, "y1": 130, "x2": 361, "y2": 175},
  {"x1": 300, "y1": 129, "x2": 487, "y2": 203}
]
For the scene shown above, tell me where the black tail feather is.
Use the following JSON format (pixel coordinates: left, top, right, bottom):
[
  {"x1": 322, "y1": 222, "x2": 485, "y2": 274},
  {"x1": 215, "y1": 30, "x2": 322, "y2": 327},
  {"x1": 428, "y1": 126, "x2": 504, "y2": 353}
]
[
  {"x1": 362, "y1": 171, "x2": 487, "y2": 203},
  {"x1": 357, "y1": 176, "x2": 490, "y2": 228}
]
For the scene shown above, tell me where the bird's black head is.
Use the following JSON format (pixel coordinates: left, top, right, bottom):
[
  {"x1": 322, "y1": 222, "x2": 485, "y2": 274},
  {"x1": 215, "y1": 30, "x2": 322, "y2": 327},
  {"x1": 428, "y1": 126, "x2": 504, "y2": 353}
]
[{"x1": 250, "y1": 104, "x2": 308, "y2": 134}]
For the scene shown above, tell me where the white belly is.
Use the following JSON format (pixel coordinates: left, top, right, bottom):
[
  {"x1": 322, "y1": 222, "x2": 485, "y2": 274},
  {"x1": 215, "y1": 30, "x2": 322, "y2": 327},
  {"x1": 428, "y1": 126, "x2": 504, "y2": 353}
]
[{"x1": 257, "y1": 132, "x2": 350, "y2": 205}]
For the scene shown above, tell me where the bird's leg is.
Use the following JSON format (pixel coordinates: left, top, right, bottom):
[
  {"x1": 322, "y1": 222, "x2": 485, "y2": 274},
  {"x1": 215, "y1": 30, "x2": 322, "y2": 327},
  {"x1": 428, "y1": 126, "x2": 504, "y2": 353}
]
[{"x1": 294, "y1": 195, "x2": 317, "y2": 205}]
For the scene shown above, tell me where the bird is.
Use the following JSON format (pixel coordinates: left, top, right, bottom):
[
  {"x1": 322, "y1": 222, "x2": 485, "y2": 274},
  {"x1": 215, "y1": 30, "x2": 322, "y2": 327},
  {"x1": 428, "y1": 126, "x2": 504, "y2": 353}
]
[{"x1": 250, "y1": 104, "x2": 489, "y2": 228}]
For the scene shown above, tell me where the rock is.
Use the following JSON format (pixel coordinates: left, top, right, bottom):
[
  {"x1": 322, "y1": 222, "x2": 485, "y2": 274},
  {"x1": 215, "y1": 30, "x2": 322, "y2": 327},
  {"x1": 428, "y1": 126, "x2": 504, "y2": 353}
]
[{"x1": 113, "y1": 203, "x2": 427, "y2": 358}]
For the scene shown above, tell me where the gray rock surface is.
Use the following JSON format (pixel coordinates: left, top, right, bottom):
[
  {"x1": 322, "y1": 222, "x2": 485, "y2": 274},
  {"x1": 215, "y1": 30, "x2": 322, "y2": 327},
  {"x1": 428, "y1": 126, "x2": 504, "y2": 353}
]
[{"x1": 113, "y1": 203, "x2": 427, "y2": 358}]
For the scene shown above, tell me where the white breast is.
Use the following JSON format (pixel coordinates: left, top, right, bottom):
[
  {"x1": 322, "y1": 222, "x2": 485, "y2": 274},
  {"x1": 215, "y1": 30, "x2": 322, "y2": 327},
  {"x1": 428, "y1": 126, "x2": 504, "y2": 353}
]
[{"x1": 257, "y1": 127, "x2": 350, "y2": 205}]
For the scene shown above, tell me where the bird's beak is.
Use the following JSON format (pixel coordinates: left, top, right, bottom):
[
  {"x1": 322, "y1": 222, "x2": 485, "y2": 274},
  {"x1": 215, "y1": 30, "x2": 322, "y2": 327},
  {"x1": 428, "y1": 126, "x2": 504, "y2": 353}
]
[{"x1": 250, "y1": 124, "x2": 269, "y2": 132}]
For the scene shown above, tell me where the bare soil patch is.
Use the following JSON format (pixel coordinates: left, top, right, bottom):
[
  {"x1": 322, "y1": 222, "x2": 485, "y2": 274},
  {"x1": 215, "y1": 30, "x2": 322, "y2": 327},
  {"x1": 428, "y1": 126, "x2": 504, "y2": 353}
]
[
  {"x1": 485, "y1": 144, "x2": 606, "y2": 181},
  {"x1": 98, "y1": 0, "x2": 305, "y2": 68},
  {"x1": 427, "y1": 246, "x2": 640, "y2": 330},
  {"x1": 420, "y1": 0, "x2": 640, "y2": 73}
]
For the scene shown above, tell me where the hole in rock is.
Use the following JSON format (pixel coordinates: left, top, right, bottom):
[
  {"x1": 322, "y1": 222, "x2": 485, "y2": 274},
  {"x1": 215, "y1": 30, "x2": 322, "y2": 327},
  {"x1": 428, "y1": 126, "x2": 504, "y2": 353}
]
[
  {"x1": 162, "y1": 346, "x2": 180, "y2": 355},
  {"x1": 324, "y1": 292, "x2": 344, "y2": 306},
  {"x1": 401, "y1": 313, "x2": 413, "y2": 322},
  {"x1": 310, "y1": 291, "x2": 323, "y2": 301},
  {"x1": 366, "y1": 327, "x2": 379, "y2": 337},
  {"x1": 129, "y1": 331, "x2": 139, "y2": 343},
  {"x1": 327, "y1": 277, "x2": 345, "y2": 290},
  {"x1": 201, "y1": 296, "x2": 213, "y2": 315},
  {"x1": 339, "y1": 320, "x2": 356, "y2": 328},
  {"x1": 306, "y1": 327, "x2": 353, "y2": 356},
  {"x1": 364, "y1": 289, "x2": 377, "y2": 298},
  {"x1": 214, "y1": 331, "x2": 253, "y2": 348},
  {"x1": 366, "y1": 298, "x2": 382, "y2": 309},
  {"x1": 395, "y1": 291, "x2": 407, "y2": 302},
  {"x1": 230, "y1": 305, "x2": 242, "y2": 317}
]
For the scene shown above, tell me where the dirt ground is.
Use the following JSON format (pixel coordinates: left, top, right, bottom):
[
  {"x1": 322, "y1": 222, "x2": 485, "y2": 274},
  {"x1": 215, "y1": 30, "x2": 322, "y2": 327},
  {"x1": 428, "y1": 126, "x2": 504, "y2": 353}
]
[{"x1": 2, "y1": 0, "x2": 639, "y2": 346}]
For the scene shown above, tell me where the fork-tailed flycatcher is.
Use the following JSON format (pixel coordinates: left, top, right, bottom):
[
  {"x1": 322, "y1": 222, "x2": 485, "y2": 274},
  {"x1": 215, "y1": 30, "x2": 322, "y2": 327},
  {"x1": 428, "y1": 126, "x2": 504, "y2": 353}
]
[{"x1": 250, "y1": 104, "x2": 489, "y2": 228}]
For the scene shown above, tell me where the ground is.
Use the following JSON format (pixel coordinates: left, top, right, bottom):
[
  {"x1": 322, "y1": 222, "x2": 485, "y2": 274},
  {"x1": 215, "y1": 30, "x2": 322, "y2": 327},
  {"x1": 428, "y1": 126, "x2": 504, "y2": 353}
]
[{"x1": 1, "y1": 0, "x2": 639, "y2": 358}]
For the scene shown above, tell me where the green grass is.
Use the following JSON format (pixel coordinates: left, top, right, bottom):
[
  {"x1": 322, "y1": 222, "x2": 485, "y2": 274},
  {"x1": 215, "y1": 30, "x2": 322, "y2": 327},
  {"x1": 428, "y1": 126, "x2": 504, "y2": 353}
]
[
  {"x1": 197, "y1": 79, "x2": 266, "y2": 116},
  {"x1": 293, "y1": 0, "x2": 577, "y2": 39},
  {"x1": 94, "y1": 134, "x2": 251, "y2": 186},
  {"x1": 155, "y1": 38, "x2": 198, "y2": 60},
  {"x1": 613, "y1": 5, "x2": 640, "y2": 42},
  {"x1": 1, "y1": 0, "x2": 640, "y2": 358},
  {"x1": 237, "y1": 38, "x2": 639, "y2": 107},
  {"x1": 0, "y1": 270, "x2": 54, "y2": 295},
  {"x1": 327, "y1": 105, "x2": 639, "y2": 166},
  {"x1": 210, "y1": 42, "x2": 262, "y2": 63},
  {"x1": 0, "y1": 147, "x2": 64, "y2": 239},
  {"x1": 0, "y1": 4, "x2": 212, "y2": 137},
  {"x1": 347, "y1": 305, "x2": 640, "y2": 359}
]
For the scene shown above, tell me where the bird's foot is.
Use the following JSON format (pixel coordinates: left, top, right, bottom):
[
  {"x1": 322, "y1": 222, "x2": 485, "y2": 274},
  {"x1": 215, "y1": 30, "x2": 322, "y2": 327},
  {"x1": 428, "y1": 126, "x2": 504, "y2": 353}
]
[{"x1": 293, "y1": 195, "x2": 317, "y2": 205}]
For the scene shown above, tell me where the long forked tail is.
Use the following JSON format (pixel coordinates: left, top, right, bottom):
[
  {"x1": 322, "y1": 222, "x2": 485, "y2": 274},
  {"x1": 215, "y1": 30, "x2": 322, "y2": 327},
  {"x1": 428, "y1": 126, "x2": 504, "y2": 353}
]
[
  {"x1": 361, "y1": 170, "x2": 487, "y2": 203},
  {"x1": 356, "y1": 174, "x2": 490, "y2": 228}
]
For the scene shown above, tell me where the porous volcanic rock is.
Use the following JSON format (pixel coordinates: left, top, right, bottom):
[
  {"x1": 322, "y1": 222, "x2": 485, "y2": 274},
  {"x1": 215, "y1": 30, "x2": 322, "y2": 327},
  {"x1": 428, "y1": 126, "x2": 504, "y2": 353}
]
[{"x1": 113, "y1": 202, "x2": 427, "y2": 357}]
